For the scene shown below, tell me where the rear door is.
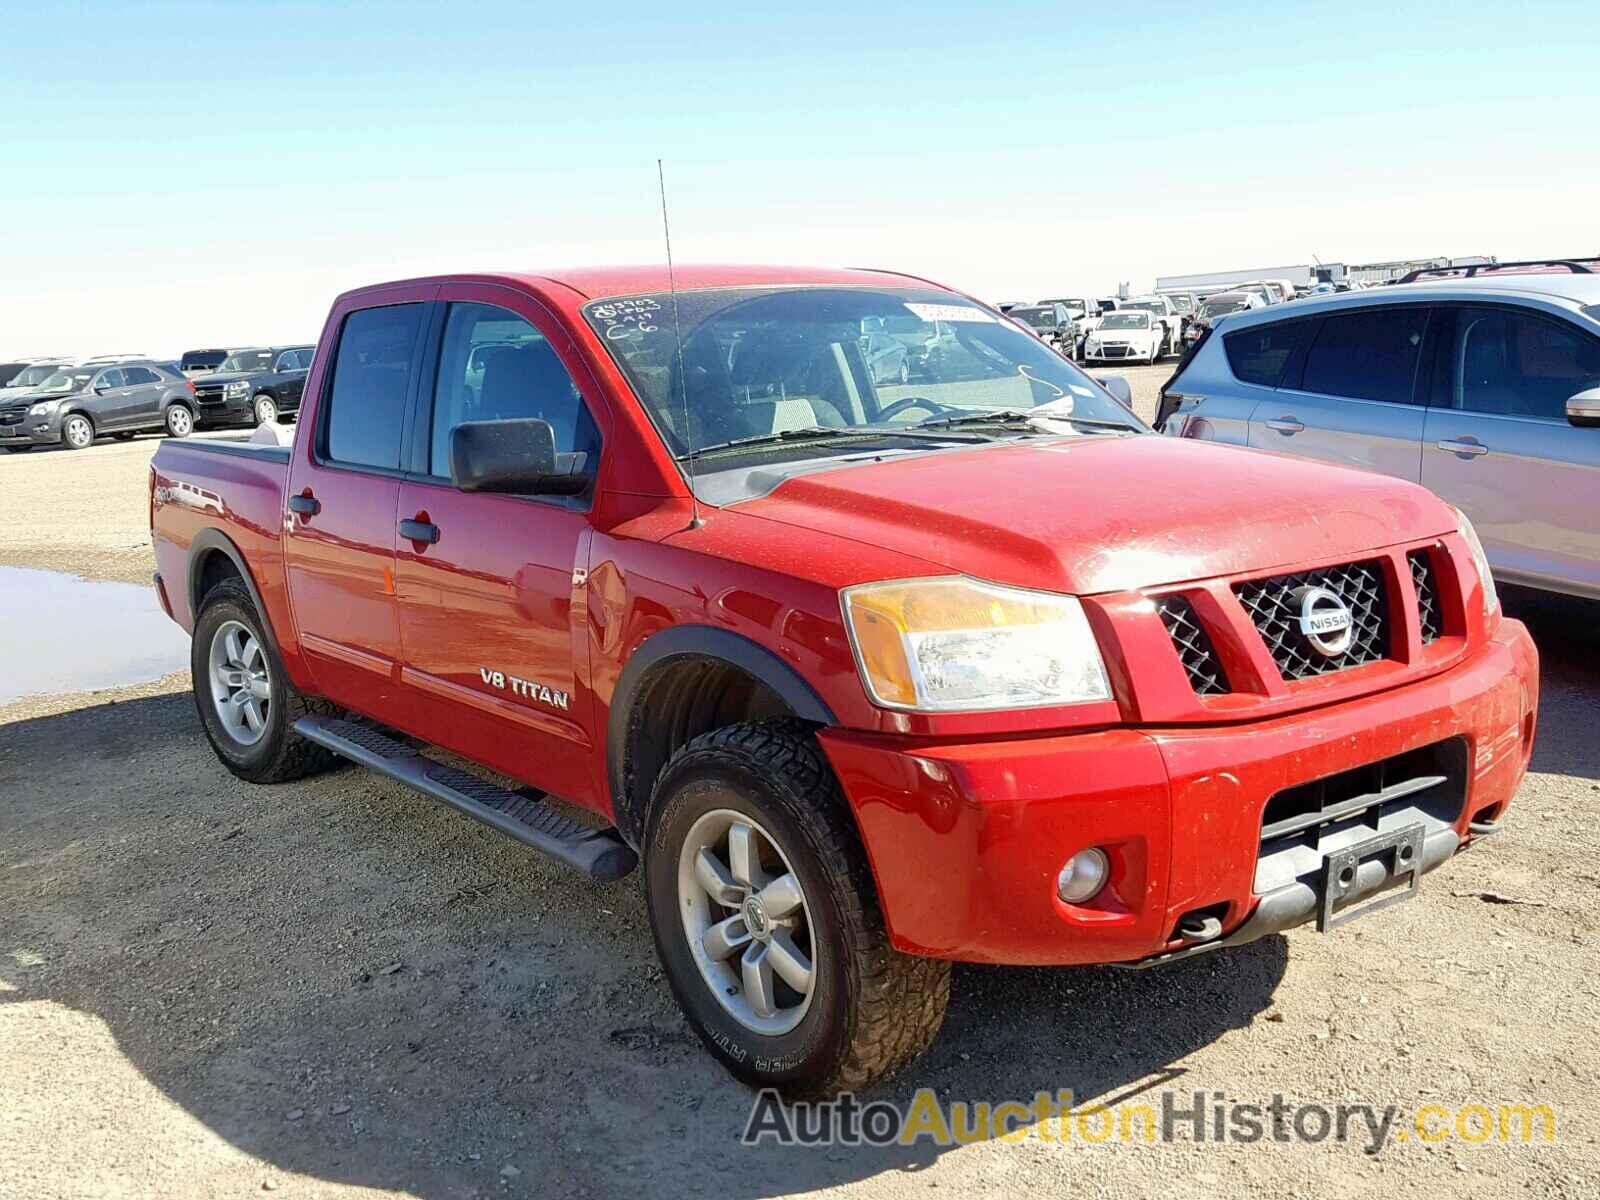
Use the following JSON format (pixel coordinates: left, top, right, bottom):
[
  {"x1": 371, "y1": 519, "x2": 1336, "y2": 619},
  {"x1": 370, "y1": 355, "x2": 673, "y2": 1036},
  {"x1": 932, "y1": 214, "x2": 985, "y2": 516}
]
[
  {"x1": 283, "y1": 290, "x2": 433, "y2": 717},
  {"x1": 274, "y1": 349, "x2": 311, "y2": 408},
  {"x1": 392, "y1": 285, "x2": 606, "y2": 804},
  {"x1": 117, "y1": 366, "x2": 167, "y2": 428},
  {"x1": 1421, "y1": 304, "x2": 1600, "y2": 597},
  {"x1": 1248, "y1": 305, "x2": 1430, "y2": 483}
]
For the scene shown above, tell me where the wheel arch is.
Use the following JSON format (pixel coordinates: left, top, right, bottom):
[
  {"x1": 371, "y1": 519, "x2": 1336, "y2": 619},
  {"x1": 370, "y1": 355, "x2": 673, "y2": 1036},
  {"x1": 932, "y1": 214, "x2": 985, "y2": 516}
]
[
  {"x1": 187, "y1": 528, "x2": 283, "y2": 662},
  {"x1": 606, "y1": 625, "x2": 836, "y2": 846}
]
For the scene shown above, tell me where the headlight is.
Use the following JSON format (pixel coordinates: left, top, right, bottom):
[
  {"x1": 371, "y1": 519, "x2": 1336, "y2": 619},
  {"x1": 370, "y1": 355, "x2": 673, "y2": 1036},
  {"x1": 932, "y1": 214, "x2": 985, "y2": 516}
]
[
  {"x1": 28, "y1": 401, "x2": 57, "y2": 416},
  {"x1": 223, "y1": 380, "x2": 250, "y2": 398},
  {"x1": 1453, "y1": 507, "x2": 1499, "y2": 615},
  {"x1": 841, "y1": 577, "x2": 1112, "y2": 712}
]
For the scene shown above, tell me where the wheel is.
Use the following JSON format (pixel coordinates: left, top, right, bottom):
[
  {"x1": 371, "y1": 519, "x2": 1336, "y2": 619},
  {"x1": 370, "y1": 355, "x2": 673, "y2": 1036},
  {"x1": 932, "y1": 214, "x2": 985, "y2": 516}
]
[
  {"x1": 897, "y1": 358, "x2": 910, "y2": 385},
  {"x1": 253, "y1": 395, "x2": 278, "y2": 425},
  {"x1": 644, "y1": 720, "x2": 951, "y2": 1100},
  {"x1": 191, "y1": 578, "x2": 340, "y2": 783},
  {"x1": 164, "y1": 404, "x2": 194, "y2": 438},
  {"x1": 61, "y1": 413, "x2": 95, "y2": 450}
]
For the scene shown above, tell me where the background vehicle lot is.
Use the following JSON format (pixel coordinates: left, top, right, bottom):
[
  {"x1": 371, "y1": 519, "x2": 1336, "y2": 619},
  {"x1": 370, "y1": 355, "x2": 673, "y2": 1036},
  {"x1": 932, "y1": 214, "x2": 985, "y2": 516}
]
[{"x1": 2, "y1": 369, "x2": 1597, "y2": 1196}]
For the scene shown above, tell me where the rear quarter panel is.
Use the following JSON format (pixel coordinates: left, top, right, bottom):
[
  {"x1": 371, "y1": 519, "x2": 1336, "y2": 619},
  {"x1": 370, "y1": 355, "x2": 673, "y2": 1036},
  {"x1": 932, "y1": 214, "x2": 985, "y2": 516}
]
[
  {"x1": 150, "y1": 443, "x2": 307, "y2": 682},
  {"x1": 1162, "y1": 333, "x2": 1260, "y2": 443}
]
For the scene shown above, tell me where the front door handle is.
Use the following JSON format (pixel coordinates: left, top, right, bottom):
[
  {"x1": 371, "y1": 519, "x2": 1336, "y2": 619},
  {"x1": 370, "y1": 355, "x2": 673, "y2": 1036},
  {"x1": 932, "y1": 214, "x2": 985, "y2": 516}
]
[
  {"x1": 1437, "y1": 438, "x2": 1489, "y2": 458},
  {"x1": 287, "y1": 493, "x2": 320, "y2": 516},
  {"x1": 399, "y1": 517, "x2": 440, "y2": 544},
  {"x1": 1264, "y1": 416, "x2": 1305, "y2": 434}
]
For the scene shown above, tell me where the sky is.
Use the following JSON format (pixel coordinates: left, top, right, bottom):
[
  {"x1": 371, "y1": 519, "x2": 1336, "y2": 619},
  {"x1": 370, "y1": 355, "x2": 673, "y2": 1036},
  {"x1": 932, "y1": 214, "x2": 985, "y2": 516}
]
[{"x1": 4, "y1": 0, "x2": 1599, "y2": 356}]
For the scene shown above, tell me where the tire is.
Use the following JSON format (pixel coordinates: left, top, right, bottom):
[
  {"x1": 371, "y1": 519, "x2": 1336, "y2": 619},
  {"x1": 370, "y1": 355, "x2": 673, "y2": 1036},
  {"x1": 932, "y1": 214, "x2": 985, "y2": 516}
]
[
  {"x1": 644, "y1": 719, "x2": 950, "y2": 1100},
  {"x1": 897, "y1": 359, "x2": 910, "y2": 385},
  {"x1": 61, "y1": 412, "x2": 94, "y2": 451},
  {"x1": 164, "y1": 404, "x2": 194, "y2": 438},
  {"x1": 191, "y1": 578, "x2": 340, "y2": 784},
  {"x1": 253, "y1": 395, "x2": 278, "y2": 425},
  {"x1": 61, "y1": 413, "x2": 95, "y2": 450}
]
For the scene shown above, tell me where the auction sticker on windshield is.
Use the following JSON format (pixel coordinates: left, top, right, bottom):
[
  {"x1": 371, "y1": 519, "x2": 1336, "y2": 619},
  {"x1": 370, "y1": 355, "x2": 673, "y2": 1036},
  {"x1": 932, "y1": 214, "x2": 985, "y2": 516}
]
[{"x1": 905, "y1": 302, "x2": 997, "y2": 324}]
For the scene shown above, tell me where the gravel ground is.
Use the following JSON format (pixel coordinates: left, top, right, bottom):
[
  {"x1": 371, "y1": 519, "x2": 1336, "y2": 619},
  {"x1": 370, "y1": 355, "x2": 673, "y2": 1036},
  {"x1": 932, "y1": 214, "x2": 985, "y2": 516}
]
[{"x1": 3, "y1": 372, "x2": 1598, "y2": 1199}]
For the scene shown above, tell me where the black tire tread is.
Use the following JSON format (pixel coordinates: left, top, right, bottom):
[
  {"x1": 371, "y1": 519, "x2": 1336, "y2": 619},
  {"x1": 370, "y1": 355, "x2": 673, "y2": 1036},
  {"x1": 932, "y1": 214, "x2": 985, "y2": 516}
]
[
  {"x1": 656, "y1": 719, "x2": 950, "y2": 1098},
  {"x1": 195, "y1": 578, "x2": 340, "y2": 783}
]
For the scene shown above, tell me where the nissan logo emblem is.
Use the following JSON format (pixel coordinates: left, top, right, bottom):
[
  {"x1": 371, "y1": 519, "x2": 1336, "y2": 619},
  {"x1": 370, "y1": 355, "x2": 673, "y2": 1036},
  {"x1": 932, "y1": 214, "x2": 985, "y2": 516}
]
[{"x1": 1293, "y1": 586, "x2": 1354, "y2": 656}]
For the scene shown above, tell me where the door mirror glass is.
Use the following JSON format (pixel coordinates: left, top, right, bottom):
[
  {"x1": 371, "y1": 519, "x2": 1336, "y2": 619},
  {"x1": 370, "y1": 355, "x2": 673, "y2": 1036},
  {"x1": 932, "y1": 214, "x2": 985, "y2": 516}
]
[
  {"x1": 449, "y1": 417, "x2": 589, "y2": 495},
  {"x1": 1568, "y1": 388, "x2": 1600, "y2": 428}
]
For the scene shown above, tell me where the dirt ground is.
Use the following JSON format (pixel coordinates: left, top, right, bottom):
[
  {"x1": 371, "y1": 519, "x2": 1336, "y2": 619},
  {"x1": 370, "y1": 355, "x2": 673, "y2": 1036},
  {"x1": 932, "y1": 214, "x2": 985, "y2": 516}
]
[{"x1": 3, "y1": 374, "x2": 1598, "y2": 1199}]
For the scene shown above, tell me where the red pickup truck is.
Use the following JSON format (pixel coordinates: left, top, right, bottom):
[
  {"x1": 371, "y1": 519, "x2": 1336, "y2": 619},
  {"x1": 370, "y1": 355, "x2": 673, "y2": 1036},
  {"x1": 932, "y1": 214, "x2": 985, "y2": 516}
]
[{"x1": 151, "y1": 265, "x2": 1538, "y2": 1097}]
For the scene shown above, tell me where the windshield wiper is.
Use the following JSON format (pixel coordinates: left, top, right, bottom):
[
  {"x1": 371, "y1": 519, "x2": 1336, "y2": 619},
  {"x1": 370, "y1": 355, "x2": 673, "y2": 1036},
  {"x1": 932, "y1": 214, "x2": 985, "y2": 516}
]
[
  {"x1": 679, "y1": 424, "x2": 987, "y2": 461},
  {"x1": 914, "y1": 409, "x2": 1143, "y2": 434}
]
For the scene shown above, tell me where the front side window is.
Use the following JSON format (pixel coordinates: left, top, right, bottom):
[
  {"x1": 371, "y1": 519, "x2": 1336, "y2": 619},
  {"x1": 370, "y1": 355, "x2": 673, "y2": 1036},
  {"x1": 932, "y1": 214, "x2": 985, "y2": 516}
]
[
  {"x1": 1224, "y1": 320, "x2": 1309, "y2": 387},
  {"x1": 428, "y1": 302, "x2": 599, "y2": 478},
  {"x1": 322, "y1": 303, "x2": 424, "y2": 470},
  {"x1": 1452, "y1": 308, "x2": 1600, "y2": 420},
  {"x1": 584, "y1": 286, "x2": 1142, "y2": 466},
  {"x1": 93, "y1": 368, "x2": 125, "y2": 390},
  {"x1": 1300, "y1": 307, "x2": 1429, "y2": 404}
]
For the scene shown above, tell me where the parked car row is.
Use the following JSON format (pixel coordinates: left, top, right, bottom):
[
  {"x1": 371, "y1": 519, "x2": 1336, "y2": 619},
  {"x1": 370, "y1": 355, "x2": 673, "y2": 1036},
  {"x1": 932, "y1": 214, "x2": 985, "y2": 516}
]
[
  {"x1": 1157, "y1": 267, "x2": 1600, "y2": 599},
  {"x1": 0, "y1": 344, "x2": 312, "y2": 452}
]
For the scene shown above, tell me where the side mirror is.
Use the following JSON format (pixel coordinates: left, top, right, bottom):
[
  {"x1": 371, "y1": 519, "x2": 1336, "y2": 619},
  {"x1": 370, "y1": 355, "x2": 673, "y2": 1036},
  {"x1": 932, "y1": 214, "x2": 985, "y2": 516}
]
[
  {"x1": 1568, "y1": 388, "x2": 1600, "y2": 428},
  {"x1": 94, "y1": 385, "x2": 111, "y2": 395},
  {"x1": 1096, "y1": 374, "x2": 1134, "y2": 407},
  {"x1": 449, "y1": 418, "x2": 590, "y2": 496}
]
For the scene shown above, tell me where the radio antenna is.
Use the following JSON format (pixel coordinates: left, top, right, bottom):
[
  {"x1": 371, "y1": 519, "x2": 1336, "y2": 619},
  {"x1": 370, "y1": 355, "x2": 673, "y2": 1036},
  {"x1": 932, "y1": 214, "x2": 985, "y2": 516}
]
[{"x1": 658, "y1": 158, "x2": 703, "y2": 530}]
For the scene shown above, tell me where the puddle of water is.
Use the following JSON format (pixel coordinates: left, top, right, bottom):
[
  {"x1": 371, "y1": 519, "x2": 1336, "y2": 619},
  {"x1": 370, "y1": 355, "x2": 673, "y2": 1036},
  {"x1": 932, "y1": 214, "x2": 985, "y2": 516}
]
[{"x1": 0, "y1": 566, "x2": 192, "y2": 705}]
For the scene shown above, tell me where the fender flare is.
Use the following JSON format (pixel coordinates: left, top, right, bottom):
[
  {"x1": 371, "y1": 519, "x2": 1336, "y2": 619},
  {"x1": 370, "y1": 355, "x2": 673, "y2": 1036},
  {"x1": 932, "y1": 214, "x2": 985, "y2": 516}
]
[
  {"x1": 605, "y1": 625, "x2": 836, "y2": 831},
  {"x1": 186, "y1": 527, "x2": 283, "y2": 661}
]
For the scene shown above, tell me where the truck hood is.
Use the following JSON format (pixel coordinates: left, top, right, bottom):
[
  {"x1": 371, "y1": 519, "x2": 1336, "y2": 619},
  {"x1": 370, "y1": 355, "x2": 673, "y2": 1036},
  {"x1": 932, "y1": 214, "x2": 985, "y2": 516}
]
[{"x1": 735, "y1": 435, "x2": 1455, "y2": 595}]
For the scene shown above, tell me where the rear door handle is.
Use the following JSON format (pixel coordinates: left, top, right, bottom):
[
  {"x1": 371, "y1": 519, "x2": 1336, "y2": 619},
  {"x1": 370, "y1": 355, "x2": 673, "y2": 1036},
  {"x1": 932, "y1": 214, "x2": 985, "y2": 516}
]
[
  {"x1": 1264, "y1": 416, "x2": 1305, "y2": 434},
  {"x1": 1436, "y1": 438, "x2": 1489, "y2": 458},
  {"x1": 287, "y1": 493, "x2": 320, "y2": 515},
  {"x1": 399, "y1": 518, "x2": 440, "y2": 544}
]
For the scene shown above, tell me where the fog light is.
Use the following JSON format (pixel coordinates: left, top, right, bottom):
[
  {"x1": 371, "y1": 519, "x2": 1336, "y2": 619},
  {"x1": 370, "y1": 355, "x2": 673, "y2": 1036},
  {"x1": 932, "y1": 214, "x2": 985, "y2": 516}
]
[{"x1": 1056, "y1": 847, "x2": 1110, "y2": 904}]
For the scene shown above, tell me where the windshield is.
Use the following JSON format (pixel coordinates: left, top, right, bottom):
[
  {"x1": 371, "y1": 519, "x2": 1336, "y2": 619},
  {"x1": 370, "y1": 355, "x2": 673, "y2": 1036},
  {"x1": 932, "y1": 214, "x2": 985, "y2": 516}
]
[
  {"x1": 1169, "y1": 295, "x2": 1195, "y2": 313},
  {"x1": 1199, "y1": 298, "x2": 1249, "y2": 318},
  {"x1": 1098, "y1": 313, "x2": 1150, "y2": 330},
  {"x1": 219, "y1": 350, "x2": 274, "y2": 373},
  {"x1": 1120, "y1": 301, "x2": 1164, "y2": 315},
  {"x1": 584, "y1": 286, "x2": 1143, "y2": 469},
  {"x1": 37, "y1": 369, "x2": 95, "y2": 392},
  {"x1": 6, "y1": 364, "x2": 62, "y2": 388},
  {"x1": 1012, "y1": 307, "x2": 1061, "y2": 329}
]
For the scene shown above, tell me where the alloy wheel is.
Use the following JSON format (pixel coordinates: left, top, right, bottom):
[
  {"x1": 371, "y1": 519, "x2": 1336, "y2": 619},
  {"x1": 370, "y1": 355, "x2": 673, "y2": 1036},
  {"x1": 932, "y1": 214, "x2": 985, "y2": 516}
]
[
  {"x1": 677, "y1": 808, "x2": 816, "y2": 1035},
  {"x1": 207, "y1": 620, "x2": 271, "y2": 746}
]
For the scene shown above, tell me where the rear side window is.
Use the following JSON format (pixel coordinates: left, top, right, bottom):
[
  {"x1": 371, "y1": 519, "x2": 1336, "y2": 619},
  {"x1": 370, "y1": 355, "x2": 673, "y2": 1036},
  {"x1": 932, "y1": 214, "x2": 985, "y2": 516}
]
[
  {"x1": 1223, "y1": 320, "x2": 1308, "y2": 387},
  {"x1": 122, "y1": 366, "x2": 158, "y2": 385},
  {"x1": 322, "y1": 304, "x2": 425, "y2": 470},
  {"x1": 1300, "y1": 307, "x2": 1429, "y2": 404}
]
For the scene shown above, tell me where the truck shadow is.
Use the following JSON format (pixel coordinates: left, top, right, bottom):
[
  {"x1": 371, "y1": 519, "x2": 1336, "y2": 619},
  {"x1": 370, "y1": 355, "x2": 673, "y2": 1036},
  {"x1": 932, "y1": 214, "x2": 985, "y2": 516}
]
[{"x1": 0, "y1": 692, "x2": 1294, "y2": 1197}]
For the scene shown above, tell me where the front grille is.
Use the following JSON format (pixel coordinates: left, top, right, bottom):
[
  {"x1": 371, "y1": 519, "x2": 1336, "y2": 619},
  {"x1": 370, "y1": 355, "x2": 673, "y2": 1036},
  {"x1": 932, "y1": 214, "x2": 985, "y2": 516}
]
[
  {"x1": 1235, "y1": 559, "x2": 1389, "y2": 680},
  {"x1": 1254, "y1": 738, "x2": 1466, "y2": 893},
  {"x1": 1156, "y1": 595, "x2": 1230, "y2": 695},
  {"x1": 0, "y1": 411, "x2": 23, "y2": 427},
  {"x1": 1409, "y1": 549, "x2": 1442, "y2": 643}
]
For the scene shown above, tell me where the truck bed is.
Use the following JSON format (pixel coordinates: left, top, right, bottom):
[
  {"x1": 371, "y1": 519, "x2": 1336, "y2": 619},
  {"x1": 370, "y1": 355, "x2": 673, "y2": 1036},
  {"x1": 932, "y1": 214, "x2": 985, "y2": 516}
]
[{"x1": 149, "y1": 437, "x2": 292, "y2": 638}]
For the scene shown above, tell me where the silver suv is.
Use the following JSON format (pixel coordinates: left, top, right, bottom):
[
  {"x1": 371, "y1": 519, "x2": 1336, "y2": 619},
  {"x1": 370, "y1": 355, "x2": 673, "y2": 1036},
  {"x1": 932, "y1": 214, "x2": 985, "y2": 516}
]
[{"x1": 1157, "y1": 272, "x2": 1600, "y2": 599}]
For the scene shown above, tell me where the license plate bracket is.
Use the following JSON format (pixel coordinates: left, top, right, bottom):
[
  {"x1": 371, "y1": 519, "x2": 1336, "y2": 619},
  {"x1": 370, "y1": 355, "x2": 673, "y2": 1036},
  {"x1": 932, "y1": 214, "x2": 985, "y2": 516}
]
[{"x1": 1317, "y1": 823, "x2": 1425, "y2": 932}]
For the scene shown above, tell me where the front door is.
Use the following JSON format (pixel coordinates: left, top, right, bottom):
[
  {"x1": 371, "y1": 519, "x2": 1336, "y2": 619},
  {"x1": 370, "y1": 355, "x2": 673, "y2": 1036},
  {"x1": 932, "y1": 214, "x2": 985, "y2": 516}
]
[
  {"x1": 1421, "y1": 304, "x2": 1600, "y2": 597},
  {"x1": 283, "y1": 293, "x2": 432, "y2": 717},
  {"x1": 394, "y1": 288, "x2": 605, "y2": 806},
  {"x1": 1248, "y1": 306, "x2": 1431, "y2": 483}
]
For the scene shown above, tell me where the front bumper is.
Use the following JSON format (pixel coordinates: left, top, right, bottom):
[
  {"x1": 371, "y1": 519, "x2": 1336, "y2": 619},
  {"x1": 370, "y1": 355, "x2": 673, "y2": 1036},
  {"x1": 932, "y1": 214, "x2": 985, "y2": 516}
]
[
  {"x1": 0, "y1": 408, "x2": 65, "y2": 444},
  {"x1": 1084, "y1": 344, "x2": 1151, "y2": 361},
  {"x1": 820, "y1": 618, "x2": 1538, "y2": 966},
  {"x1": 194, "y1": 392, "x2": 252, "y2": 423}
]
